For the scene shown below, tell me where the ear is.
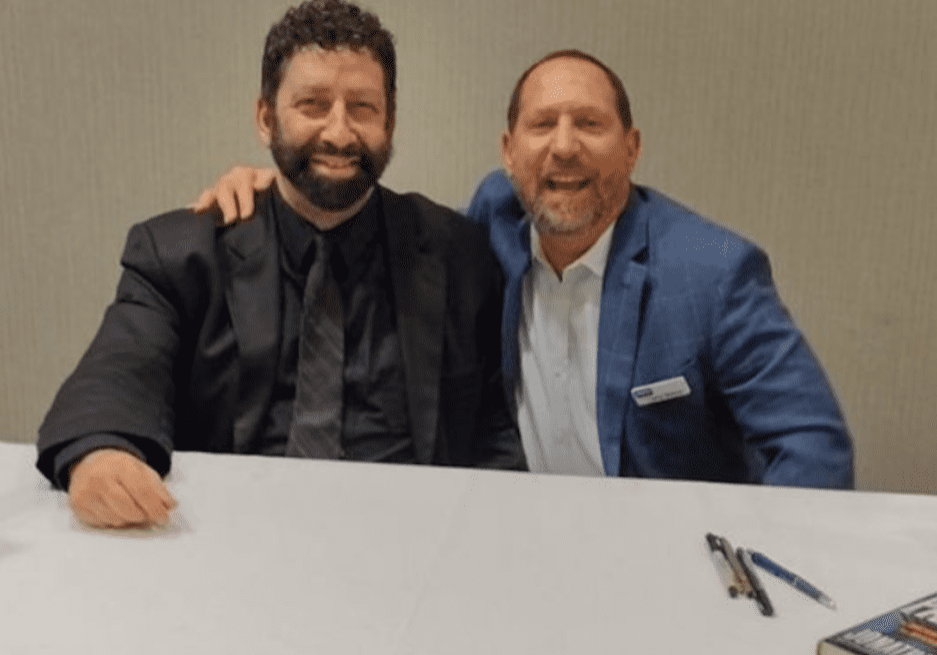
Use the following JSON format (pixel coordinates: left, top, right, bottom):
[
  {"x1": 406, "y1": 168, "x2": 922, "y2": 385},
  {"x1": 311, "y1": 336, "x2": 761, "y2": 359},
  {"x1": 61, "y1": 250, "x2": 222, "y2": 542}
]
[
  {"x1": 256, "y1": 97, "x2": 274, "y2": 147},
  {"x1": 500, "y1": 130, "x2": 515, "y2": 177},
  {"x1": 625, "y1": 128, "x2": 642, "y2": 175},
  {"x1": 385, "y1": 110, "x2": 396, "y2": 143}
]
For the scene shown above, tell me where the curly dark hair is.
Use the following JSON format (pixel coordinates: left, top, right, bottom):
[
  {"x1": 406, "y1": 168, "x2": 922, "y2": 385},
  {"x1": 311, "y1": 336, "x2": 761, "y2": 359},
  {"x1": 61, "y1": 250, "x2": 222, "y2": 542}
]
[
  {"x1": 261, "y1": 0, "x2": 396, "y2": 127},
  {"x1": 506, "y1": 49, "x2": 632, "y2": 133}
]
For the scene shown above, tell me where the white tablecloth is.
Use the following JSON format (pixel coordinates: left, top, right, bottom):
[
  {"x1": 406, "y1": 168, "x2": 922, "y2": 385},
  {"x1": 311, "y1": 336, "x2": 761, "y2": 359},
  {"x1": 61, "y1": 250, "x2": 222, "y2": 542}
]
[{"x1": 1, "y1": 442, "x2": 934, "y2": 654}]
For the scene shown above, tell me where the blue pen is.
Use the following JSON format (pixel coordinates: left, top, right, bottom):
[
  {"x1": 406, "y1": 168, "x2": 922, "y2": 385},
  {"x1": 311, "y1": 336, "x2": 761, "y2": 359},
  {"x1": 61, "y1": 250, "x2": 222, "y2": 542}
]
[{"x1": 748, "y1": 550, "x2": 836, "y2": 610}]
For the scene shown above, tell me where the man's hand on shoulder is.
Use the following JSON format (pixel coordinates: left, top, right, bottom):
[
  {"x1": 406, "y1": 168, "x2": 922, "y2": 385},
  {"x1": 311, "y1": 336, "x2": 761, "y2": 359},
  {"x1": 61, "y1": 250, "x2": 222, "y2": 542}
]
[
  {"x1": 68, "y1": 448, "x2": 177, "y2": 529},
  {"x1": 190, "y1": 166, "x2": 275, "y2": 224}
]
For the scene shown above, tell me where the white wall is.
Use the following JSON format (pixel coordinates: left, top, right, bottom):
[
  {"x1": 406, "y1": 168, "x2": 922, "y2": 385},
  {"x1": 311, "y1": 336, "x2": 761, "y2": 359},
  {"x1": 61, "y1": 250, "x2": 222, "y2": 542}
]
[{"x1": 2, "y1": 0, "x2": 935, "y2": 491}]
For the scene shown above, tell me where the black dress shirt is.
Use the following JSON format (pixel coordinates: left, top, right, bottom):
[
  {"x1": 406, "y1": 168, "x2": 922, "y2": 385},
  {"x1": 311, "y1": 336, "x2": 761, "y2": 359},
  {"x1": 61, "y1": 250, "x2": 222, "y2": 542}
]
[{"x1": 260, "y1": 187, "x2": 415, "y2": 463}]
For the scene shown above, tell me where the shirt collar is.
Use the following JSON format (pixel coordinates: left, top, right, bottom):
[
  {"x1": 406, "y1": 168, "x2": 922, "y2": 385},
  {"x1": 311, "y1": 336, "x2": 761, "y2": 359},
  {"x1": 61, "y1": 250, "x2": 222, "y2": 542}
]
[
  {"x1": 273, "y1": 185, "x2": 381, "y2": 278},
  {"x1": 529, "y1": 214, "x2": 618, "y2": 280}
]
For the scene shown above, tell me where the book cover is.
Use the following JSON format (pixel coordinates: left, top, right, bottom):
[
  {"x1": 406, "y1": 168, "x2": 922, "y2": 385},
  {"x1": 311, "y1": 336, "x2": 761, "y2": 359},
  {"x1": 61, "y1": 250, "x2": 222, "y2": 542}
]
[{"x1": 818, "y1": 592, "x2": 937, "y2": 655}]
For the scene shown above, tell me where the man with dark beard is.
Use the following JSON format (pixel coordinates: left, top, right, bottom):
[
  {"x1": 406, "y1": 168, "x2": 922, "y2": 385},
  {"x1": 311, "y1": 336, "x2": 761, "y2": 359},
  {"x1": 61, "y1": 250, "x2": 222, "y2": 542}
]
[{"x1": 35, "y1": 0, "x2": 524, "y2": 529}]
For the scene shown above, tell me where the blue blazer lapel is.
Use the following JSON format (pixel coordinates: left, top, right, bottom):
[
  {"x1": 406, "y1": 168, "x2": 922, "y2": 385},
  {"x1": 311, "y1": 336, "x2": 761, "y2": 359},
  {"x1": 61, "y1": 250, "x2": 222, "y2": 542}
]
[
  {"x1": 380, "y1": 189, "x2": 446, "y2": 464},
  {"x1": 220, "y1": 192, "x2": 281, "y2": 453},
  {"x1": 596, "y1": 191, "x2": 650, "y2": 476}
]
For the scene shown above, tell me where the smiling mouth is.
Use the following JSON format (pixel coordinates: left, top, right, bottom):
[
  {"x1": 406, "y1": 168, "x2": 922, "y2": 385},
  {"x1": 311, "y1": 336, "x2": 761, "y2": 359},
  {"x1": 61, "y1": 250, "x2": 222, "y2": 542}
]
[
  {"x1": 313, "y1": 156, "x2": 360, "y2": 171},
  {"x1": 544, "y1": 177, "x2": 590, "y2": 192}
]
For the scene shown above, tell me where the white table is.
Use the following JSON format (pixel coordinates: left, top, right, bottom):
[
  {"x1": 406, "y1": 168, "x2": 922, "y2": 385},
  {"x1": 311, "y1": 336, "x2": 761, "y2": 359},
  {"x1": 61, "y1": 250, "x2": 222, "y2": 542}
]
[{"x1": 1, "y1": 442, "x2": 934, "y2": 654}]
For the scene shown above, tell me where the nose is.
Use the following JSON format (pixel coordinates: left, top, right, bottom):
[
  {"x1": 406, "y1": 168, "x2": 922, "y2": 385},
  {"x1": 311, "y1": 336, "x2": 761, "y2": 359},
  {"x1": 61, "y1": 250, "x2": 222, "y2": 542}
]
[
  {"x1": 320, "y1": 102, "x2": 357, "y2": 150},
  {"x1": 549, "y1": 117, "x2": 579, "y2": 160}
]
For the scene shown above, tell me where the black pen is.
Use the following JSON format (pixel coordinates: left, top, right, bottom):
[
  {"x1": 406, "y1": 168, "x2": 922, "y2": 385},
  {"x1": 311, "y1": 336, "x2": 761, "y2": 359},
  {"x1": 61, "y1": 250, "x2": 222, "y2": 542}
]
[
  {"x1": 749, "y1": 550, "x2": 836, "y2": 610},
  {"x1": 736, "y1": 547, "x2": 774, "y2": 616}
]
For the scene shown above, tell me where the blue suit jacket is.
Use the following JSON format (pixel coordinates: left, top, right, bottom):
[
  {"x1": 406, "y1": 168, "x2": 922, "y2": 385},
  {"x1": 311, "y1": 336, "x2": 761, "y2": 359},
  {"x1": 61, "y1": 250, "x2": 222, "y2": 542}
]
[{"x1": 467, "y1": 169, "x2": 854, "y2": 488}]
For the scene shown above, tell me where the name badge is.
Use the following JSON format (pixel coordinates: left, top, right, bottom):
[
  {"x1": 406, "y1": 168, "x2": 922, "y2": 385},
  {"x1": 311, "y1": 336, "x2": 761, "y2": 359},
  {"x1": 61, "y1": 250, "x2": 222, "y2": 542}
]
[{"x1": 631, "y1": 376, "x2": 691, "y2": 407}]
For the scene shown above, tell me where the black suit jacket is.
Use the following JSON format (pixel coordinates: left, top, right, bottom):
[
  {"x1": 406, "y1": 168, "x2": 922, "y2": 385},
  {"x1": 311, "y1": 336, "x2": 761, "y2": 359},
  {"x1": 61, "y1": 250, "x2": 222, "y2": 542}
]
[{"x1": 37, "y1": 186, "x2": 525, "y2": 488}]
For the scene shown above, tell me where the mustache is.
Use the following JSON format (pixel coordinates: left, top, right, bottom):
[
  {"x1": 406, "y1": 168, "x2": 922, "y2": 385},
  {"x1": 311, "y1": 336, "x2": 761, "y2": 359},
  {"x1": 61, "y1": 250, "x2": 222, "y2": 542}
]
[
  {"x1": 308, "y1": 141, "x2": 367, "y2": 158},
  {"x1": 298, "y1": 140, "x2": 380, "y2": 175},
  {"x1": 540, "y1": 166, "x2": 593, "y2": 179}
]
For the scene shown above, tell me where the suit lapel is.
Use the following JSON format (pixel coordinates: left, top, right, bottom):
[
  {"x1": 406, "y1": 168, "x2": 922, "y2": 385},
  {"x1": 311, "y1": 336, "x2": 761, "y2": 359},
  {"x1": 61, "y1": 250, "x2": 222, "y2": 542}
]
[
  {"x1": 220, "y1": 191, "x2": 281, "y2": 453},
  {"x1": 495, "y1": 216, "x2": 532, "y2": 397},
  {"x1": 380, "y1": 188, "x2": 446, "y2": 464},
  {"x1": 596, "y1": 190, "x2": 650, "y2": 476}
]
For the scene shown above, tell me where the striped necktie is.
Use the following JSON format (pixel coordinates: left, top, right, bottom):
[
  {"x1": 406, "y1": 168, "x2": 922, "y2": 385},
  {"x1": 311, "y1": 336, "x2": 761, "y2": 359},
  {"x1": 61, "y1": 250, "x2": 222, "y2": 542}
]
[{"x1": 286, "y1": 233, "x2": 344, "y2": 459}]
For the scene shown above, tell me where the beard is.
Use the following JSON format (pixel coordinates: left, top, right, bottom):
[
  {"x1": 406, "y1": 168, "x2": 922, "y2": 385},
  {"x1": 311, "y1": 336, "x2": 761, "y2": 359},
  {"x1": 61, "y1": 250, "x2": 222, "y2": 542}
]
[
  {"x1": 511, "y1": 165, "x2": 629, "y2": 235},
  {"x1": 270, "y1": 119, "x2": 393, "y2": 211}
]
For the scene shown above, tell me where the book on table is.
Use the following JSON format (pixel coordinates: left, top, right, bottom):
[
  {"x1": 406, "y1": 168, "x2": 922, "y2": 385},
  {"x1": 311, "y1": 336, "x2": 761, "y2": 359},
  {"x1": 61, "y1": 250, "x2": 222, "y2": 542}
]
[{"x1": 818, "y1": 592, "x2": 937, "y2": 655}]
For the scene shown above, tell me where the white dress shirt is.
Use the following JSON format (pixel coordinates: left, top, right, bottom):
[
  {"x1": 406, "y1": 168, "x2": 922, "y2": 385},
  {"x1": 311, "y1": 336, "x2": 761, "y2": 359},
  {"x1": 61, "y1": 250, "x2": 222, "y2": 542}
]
[{"x1": 515, "y1": 219, "x2": 618, "y2": 476}]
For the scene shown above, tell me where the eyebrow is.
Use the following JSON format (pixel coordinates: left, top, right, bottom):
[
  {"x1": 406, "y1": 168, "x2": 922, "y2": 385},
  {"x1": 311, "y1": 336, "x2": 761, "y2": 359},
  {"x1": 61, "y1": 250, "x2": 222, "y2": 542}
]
[
  {"x1": 291, "y1": 85, "x2": 383, "y2": 100},
  {"x1": 294, "y1": 80, "x2": 380, "y2": 91},
  {"x1": 525, "y1": 104, "x2": 611, "y2": 118}
]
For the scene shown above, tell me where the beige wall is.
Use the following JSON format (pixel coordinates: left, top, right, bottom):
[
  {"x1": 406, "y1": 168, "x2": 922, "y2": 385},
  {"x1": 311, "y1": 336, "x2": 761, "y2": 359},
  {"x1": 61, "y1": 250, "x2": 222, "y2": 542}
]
[{"x1": 1, "y1": 0, "x2": 934, "y2": 492}]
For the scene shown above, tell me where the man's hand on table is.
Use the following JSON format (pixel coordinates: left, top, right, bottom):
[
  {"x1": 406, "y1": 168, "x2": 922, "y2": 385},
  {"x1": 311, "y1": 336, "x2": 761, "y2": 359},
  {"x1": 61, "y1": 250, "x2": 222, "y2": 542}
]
[
  {"x1": 68, "y1": 448, "x2": 177, "y2": 529},
  {"x1": 191, "y1": 166, "x2": 275, "y2": 224}
]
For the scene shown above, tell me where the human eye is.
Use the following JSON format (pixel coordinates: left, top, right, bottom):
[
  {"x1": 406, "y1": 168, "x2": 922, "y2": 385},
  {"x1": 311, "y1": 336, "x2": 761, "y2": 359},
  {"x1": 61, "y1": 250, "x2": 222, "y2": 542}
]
[
  {"x1": 298, "y1": 97, "x2": 330, "y2": 114},
  {"x1": 528, "y1": 116, "x2": 556, "y2": 130},
  {"x1": 348, "y1": 101, "x2": 378, "y2": 116},
  {"x1": 576, "y1": 116, "x2": 604, "y2": 129}
]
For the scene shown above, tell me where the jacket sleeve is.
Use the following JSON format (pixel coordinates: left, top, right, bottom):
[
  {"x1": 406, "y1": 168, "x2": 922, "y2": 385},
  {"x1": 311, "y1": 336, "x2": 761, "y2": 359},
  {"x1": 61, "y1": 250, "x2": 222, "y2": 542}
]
[
  {"x1": 711, "y1": 245, "x2": 855, "y2": 488},
  {"x1": 36, "y1": 222, "x2": 183, "y2": 487},
  {"x1": 464, "y1": 169, "x2": 526, "y2": 224},
  {"x1": 470, "y1": 244, "x2": 527, "y2": 471}
]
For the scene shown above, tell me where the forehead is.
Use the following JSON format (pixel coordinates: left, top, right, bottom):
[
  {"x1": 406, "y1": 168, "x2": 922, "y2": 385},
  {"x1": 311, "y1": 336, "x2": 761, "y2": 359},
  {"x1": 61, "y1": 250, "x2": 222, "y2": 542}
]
[
  {"x1": 279, "y1": 46, "x2": 385, "y2": 97},
  {"x1": 518, "y1": 57, "x2": 618, "y2": 116}
]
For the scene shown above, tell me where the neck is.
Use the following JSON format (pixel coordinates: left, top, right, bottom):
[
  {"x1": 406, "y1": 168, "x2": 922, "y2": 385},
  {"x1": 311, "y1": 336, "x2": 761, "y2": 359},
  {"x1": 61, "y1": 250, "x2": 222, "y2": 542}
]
[
  {"x1": 275, "y1": 175, "x2": 374, "y2": 230},
  {"x1": 538, "y1": 203, "x2": 624, "y2": 275}
]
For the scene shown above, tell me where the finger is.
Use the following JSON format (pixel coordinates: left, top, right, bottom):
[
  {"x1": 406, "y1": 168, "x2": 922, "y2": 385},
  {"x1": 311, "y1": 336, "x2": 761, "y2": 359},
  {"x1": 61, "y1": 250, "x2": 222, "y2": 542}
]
[
  {"x1": 70, "y1": 496, "x2": 103, "y2": 527},
  {"x1": 117, "y1": 477, "x2": 167, "y2": 525},
  {"x1": 134, "y1": 459, "x2": 178, "y2": 510},
  {"x1": 190, "y1": 188, "x2": 217, "y2": 214},
  {"x1": 234, "y1": 182, "x2": 256, "y2": 220},
  {"x1": 256, "y1": 168, "x2": 276, "y2": 189},
  {"x1": 121, "y1": 468, "x2": 175, "y2": 525},
  {"x1": 215, "y1": 184, "x2": 240, "y2": 225},
  {"x1": 71, "y1": 490, "x2": 124, "y2": 529},
  {"x1": 160, "y1": 484, "x2": 178, "y2": 510},
  {"x1": 141, "y1": 467, "x2": 177, "y2": 513},
  {"x1": 99, "y1": 483, "x2": 148, "y2": 527}
]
